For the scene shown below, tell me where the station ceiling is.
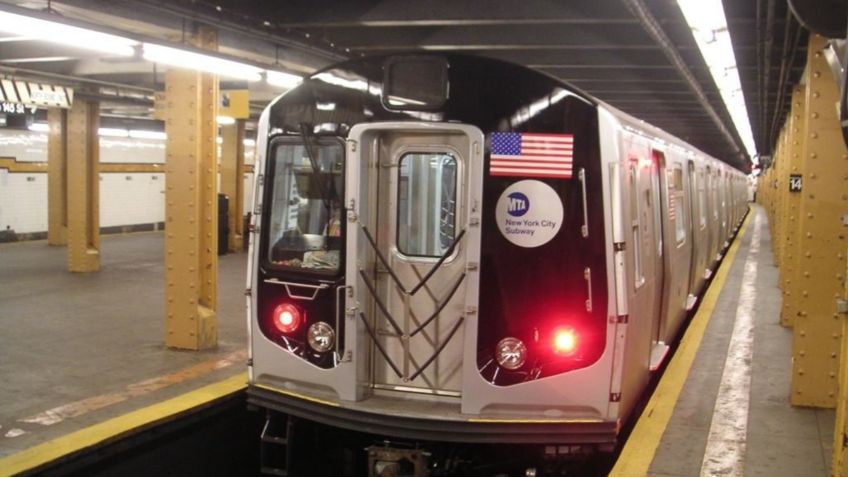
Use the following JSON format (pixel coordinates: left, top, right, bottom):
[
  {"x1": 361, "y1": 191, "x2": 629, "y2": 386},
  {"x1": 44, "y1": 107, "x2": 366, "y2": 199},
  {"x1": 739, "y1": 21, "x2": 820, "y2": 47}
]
[{"x1": 0, "y1": 0, "x2": 811, "y2": 171}]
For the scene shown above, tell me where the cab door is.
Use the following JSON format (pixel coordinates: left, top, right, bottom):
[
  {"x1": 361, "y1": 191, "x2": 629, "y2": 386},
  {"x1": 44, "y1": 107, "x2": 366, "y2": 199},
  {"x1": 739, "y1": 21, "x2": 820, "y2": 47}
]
[{"x1": 346, "y1": 123, "x2": 483, "y2": 396}]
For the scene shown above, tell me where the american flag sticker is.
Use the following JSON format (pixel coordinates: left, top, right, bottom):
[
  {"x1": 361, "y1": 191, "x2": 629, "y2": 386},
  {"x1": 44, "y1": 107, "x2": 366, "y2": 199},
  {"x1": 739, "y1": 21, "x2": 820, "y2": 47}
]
[{"x1": 490, "y1": 132, "x2": 574, "y2": 179}]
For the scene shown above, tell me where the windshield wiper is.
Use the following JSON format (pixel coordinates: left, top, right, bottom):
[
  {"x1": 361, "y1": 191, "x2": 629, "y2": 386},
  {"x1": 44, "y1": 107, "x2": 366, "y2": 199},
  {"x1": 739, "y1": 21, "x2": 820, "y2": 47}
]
[{"x1": 299, "y1": 123, "x2": 338, "y2": 248}]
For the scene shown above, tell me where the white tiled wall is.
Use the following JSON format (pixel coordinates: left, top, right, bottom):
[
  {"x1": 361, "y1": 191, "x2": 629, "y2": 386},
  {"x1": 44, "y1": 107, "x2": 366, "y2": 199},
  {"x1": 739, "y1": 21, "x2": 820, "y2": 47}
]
[
  {"x1": 0, "y1": 130, "x2": 258, "y2": 235},
  {"x1": 0, "y1": 169, "x2": 47, "y2": 233},
  {"x1": 99, "y1": 173, "x2": 165, "y2": 227}
]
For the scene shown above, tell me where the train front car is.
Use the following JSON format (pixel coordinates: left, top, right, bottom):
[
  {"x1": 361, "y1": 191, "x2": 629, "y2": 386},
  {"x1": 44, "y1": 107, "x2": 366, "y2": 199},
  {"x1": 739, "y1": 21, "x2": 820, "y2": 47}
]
[{"x1": 247, "y1": 54, "x2": 622, "y2": 466}]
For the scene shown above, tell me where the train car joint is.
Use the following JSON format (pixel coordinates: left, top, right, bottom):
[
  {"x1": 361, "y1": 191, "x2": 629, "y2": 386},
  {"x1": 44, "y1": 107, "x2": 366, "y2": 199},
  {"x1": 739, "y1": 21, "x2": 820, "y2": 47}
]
[
  {"x1": 367, "y1": 444, "x2": 430, "y2": 477},
  {"x1": 649, "y1": 342, "x2": 670, "y2": 371}
]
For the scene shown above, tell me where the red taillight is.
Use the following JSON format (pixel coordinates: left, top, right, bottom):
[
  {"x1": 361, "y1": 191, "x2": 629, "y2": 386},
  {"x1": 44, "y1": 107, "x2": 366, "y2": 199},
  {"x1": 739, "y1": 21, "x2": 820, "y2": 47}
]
[
  {"x1": 273, "y1": 303, "x2": 302, "y2": 334},
  {"x1": 552, "y1": 327, "x2": 577, "y2": 355}
]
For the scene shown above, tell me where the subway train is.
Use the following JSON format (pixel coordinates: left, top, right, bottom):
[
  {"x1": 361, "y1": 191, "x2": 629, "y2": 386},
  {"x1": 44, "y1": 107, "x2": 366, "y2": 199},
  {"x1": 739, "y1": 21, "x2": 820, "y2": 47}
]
[{"x1": 245, "y1": 53, "x2": 748, "y2": 474}]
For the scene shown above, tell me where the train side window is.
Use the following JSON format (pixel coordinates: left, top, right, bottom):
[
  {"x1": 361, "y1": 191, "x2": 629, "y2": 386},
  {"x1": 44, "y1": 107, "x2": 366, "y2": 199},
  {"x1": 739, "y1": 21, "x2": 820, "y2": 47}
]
[
  {"x1": 698, "y1": 169, "x2": 707, "y2": 229},
  {"x1": 629, "y1": 163, "x2": 644, "y2": 288},
  {"x1": 650, "y1": 151, "x2": 663, "y2": 255},
  {"x1": 711, "y1": 170, "x2": 719, "y2": 220},
  {"x1": 397, "y1": 152, "x2": 457, "y2": 257},
  {"x1": 671, "y1": 165, "x2": 686, "y2": 245}
]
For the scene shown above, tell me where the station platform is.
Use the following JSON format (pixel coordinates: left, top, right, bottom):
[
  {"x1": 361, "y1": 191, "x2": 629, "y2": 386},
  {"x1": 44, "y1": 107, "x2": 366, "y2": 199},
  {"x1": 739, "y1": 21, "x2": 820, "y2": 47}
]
[
  {"x1": 0, "y1": 205, "x2": 835, "y2": 476},
  {"x1": 613, "y1": 204, "x2": 834, "y2": 476},
  {"x1": 0, "y1": 233, "x2": 249, "y2": 474}
]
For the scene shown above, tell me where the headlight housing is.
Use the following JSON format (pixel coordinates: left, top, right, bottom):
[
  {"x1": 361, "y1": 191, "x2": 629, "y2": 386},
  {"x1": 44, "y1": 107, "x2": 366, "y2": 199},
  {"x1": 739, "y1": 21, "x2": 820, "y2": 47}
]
[
  {"x1": 307, "y1": 321, "x2": 336, "y2": 352},
  {"x1": 495, "y1": 337, "x2": 527, "y2": 370}
]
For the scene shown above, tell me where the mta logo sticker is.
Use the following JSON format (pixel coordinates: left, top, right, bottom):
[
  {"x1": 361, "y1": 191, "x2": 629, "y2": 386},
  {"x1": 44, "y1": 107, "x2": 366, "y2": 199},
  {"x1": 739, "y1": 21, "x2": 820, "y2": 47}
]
[
  {"x1": 495, "y1": 180, "x2": 563, "y2": 248},
  {"x1": 507, "y1": 192, "x2": 530, "y2": 217}
]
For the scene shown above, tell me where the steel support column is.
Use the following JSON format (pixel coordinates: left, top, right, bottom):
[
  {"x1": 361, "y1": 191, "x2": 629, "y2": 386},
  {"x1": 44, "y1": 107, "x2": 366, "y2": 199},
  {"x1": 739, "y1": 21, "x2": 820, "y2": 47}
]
[
  {"x1": 47, "y1": 108, "x2": 67, "y2": 246},
  {"x1": 220, "y1": 120, "x2": 245, "y2": 252},
  {"x1": 163, "y1": 26, "x2": 219, "y2": 350},
  {"x1": 835, "y1": 254, "x2": 848, "y2": 476},
  {"x1": 789, "y1": 34, "x2": 848, "y2": 408},
  {"x1": 773, "y1": 123, "x2": 788, "y2": 266},
  {"x1": 779, "y1": 86, "x2": 807, "y2": 327},
  {"x1": 66, "y1": 100, "x2": 100, "y2": 273}
]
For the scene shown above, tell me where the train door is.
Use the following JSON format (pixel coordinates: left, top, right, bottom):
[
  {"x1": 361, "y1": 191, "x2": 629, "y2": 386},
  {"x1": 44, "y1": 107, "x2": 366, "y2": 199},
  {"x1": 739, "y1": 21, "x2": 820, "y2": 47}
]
[
  {"x1": 647, "y1": 149, "x2": 666, "y2": 369},
  {"x1": 685, "y1": 160, "x2": 703, "y2": 303},
  {"x1": 346, "y1": 123, "x2": 483, "y2": 397}
]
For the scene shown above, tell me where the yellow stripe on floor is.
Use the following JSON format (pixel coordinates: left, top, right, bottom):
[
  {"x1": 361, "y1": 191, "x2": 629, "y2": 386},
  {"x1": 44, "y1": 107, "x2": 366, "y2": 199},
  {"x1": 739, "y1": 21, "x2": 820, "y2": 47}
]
[
  {"x1": 0, "y1": 373, "x2": 247, "y2": 477},
  {"x1": 609, "y1": 209, "x2": 752, "y2": 477}
]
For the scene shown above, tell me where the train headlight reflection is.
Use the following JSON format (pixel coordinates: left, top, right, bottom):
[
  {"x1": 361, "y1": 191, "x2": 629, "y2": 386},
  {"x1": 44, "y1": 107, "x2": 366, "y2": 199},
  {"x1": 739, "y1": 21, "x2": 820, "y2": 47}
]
[
  {"x1": 307, "y1": 321, "x2": 336, "y2": 352},
  {"x1": 495, "y1": 337, "x2": 527, "y2": 370}
]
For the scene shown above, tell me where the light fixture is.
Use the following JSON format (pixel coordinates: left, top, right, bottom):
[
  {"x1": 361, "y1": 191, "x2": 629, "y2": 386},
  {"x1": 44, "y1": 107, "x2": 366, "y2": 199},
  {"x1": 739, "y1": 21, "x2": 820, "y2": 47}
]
[
  {"x1": 307, "y1": 322, "x2": 336, "y2": 352},
  {"x1": 128, "y1": 129, "x2": 167, "y2": 140},
  {"x1": 0, "y1": 10, "x2": 137, "y2": 56},
  {"x1": 142, "y1": 43, "x2": 263, "y2": 82},
  {"x1": 216, "y1": 115, "x2": 236, "y2": 125},
  {"x1": 495, "y1": 337, "x2": 527, "y2": 370},
  {"x1": 552, "y1": 327, "x2": 578, "y2": 355},
  {"x1": 677, "y1": 0, "x2": 758, "y2": 161},
  {"x1": 273, "y1": 303, "x2": 303, "y2": 334},
  {"x1": 266, "y1": 70, "x2": 303, "y2": 89},
  {"x1": 98, "y1": 128, "x2": 130, "y2": 138},
  {"x1": 27, "y1": 123, "x2": 48, "y2": 133}
]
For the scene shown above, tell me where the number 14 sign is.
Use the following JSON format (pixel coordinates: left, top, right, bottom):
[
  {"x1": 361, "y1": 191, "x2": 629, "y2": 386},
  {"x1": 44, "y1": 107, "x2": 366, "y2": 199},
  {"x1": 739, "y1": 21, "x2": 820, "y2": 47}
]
[{"x1": 789, "y1": 174, "x2": 802, "y2": 192}]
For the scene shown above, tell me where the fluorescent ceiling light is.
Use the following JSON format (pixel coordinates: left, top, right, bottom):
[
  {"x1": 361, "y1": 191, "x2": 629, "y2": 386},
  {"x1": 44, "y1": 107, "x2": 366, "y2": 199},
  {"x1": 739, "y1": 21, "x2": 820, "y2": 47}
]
[
  {"x1": 243, "y1": 138, "x2": 256, "y2": 147},
  {"x1": 677, "y1": 0, "x2": 757, "y2": 160},
  {"x1": 266, "y1": 70, "x2": 303, "y2": 89},
  {"x1": 28, "y1": 122, "x2": 49, "y2": 132},
  {"x1": 1, "y1": 56, "x2": 74, "y2": 63},
  {"x1": 142, "y1": 43, "x2": 263, "y2": 82},
  {"x1": 0, "y1": 11, "x2": 137, "y2": 56},
  {"x1": 216, "y1": 115, "x2": 236, "y2": 125},
  {"x1": 129, "y1": 129, "x2": 167, "y2": 140},
  {"x1": 99, "y1": 127, "x2": 130, "y2": 138}
]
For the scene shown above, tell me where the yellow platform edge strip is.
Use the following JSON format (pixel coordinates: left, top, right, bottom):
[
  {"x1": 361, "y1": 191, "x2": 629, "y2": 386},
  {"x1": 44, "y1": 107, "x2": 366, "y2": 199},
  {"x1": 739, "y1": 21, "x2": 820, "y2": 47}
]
[
  {"x1": 0, "y1": 373, "x2": 247, "y2": 477},
  {"x1": 609, "y1": 208, "x2": 753, "y2": 477}
]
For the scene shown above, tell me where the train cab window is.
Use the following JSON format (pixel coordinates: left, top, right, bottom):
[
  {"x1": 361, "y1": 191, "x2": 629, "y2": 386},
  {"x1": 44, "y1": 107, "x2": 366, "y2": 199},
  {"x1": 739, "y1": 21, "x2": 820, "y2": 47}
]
[
  {"x1": 629, "y1": 164, "x2": 644, "y2": 287},
  {"x1": 671, "y1": 165, "x2": 686, "y2": 245},
  {"x1": 266, "y1": 139, "x2": 344, "y2": 273},
  {"x1": 397, "y1": 152, "x2": 457, "y2": 257}
]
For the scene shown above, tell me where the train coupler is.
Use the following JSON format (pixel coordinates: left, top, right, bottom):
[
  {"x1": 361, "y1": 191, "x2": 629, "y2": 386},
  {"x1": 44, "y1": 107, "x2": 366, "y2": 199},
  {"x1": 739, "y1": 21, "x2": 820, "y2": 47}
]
[{"x1": 366, "y1": 443, "x2": 431, "y2": 477}]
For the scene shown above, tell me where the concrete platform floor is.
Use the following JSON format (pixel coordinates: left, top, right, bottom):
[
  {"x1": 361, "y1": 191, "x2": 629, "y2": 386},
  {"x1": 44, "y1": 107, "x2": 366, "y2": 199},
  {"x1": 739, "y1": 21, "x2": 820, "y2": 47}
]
[
  {"x1": 647, "y1": 205, "x2": 834, "y2": 476},
  {"x1": 0, "y1": 232, "x2": 248, "y2": 458}
]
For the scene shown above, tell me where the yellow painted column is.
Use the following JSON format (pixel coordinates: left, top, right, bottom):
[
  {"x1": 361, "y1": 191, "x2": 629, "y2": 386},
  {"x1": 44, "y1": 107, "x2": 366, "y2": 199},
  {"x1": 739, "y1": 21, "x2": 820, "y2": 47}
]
[
  {"x1": 836, "y1": 253, "x2": 848, "y2": 476},
  {"x1": 773, "y1": 125, "x2": 787, "y2": 265},
  {"x1": 220, "y1": 120, "x2": 245, "y2": 252},
  {"x1": 47, "y1": 108, "x2": 67, "y2": 246},
  {"x1": 66, "y1": 100, "x2": 100, "y2": 273},
  {"x1": 780, "y1": 86, "x2": 807, "y2": 328},
  {"x1": 790, "y1": 34, "x2": 848, "y2": 408},
  {"x1": 163, "y1": 26, "x2": 219, "y2": 350}
]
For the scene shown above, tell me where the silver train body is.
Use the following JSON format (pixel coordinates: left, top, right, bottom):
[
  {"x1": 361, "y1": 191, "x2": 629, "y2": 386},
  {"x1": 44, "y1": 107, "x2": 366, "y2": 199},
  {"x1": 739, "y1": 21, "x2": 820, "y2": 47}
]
[{"x1": 245, "y1": 54, "x2": 748, "y2": 451}]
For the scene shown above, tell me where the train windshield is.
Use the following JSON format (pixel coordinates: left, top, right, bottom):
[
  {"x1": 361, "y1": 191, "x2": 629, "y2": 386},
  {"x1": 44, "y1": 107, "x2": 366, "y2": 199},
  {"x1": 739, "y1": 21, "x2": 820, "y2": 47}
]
[{"x1": 265, "y1": 139, "x2": 344, "y2": 274}]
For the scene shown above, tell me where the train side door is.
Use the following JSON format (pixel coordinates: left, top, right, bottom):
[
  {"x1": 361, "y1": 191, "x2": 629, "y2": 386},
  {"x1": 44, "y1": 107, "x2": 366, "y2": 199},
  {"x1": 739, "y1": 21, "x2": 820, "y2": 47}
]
[
  {"x1": 346, "y1": 123, "x2": 483, "y2": 397},
  {"x1": 685, "y1": 160, "x2": 700, "y2": 302},
  {"x1": 648, "y1": 149, "x2": 667, "y2": 367}
]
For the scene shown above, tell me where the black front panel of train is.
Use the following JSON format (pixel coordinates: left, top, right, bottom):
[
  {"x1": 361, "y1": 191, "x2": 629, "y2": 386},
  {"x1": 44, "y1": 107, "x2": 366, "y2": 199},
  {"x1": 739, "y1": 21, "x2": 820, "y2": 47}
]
[{"x1": 477, "y1": 103, "x2": 607, "y2": 386}]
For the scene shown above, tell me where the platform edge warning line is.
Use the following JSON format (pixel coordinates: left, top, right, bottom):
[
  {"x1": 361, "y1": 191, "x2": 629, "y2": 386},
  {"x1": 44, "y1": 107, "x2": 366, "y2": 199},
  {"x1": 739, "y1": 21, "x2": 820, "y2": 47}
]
[
  {"x1": 0, "y1": 373, "x2": 247, "y2": 477},
  {"x1": 609, "y1": 208, "x2": 753, "y2": 477}
]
